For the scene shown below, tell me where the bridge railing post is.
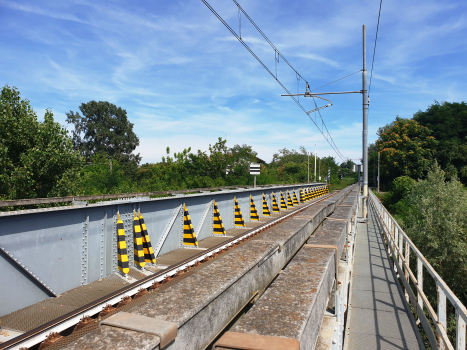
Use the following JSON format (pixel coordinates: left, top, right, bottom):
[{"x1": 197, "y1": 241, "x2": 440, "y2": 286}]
[
  {"x1": 456, "y1": 309, "x2": 466, "y2": 350},
  {"x1": 417, "y1": 257, "x2": 423, "y2": 314},
  {"x1": 438, "y1": 283, "x2": 447, "y2": 350}
]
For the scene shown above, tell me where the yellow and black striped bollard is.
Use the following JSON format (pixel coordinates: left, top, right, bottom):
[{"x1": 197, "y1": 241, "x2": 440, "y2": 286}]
[
  {"x1": 234, "y1": 197, "x2": 245, "y2": 227},
  {"x1": 183, "y1": 204, "x2": 198, "y2": 246},
  {"x1": 133, "y1": 211, "x2": 145, "y2": 268},
  {"x1": 213, "y1": 200, "x2": 226, "y2": 235},
  {"x1": 117, "y1": 213, "x2": 129, "y2": 275},
  {"x1": 139, "y1": 211, "x2": 156, "y2": 264}
]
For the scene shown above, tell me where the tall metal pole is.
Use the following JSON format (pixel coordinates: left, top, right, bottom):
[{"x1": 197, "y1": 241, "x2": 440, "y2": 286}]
[
  {"x1": 314, "y1": 144, "x2": 317, "y2": 182},
  {"x1": 308, "y1": 153, "x2": 310, "y2": 183},
  {"x1": 378, "y1": 152, "x2": 380, "y2": 193},
  {"x1": 319, "y1": 158, "x2": 321, "y2": 182},
  {"x1": 362, "y1": 25, "x2": 369, "y2": 217}
]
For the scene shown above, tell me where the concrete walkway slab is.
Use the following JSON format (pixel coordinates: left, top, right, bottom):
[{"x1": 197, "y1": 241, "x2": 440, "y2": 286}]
[{"x1": 345, "y1": 204, "x2": 423, "y2": 350}]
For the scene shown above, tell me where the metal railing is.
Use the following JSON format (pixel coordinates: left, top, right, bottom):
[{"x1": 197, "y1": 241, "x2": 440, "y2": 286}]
[{"x1": 369, "y1": 190, "x2": 467, "y2": 350}]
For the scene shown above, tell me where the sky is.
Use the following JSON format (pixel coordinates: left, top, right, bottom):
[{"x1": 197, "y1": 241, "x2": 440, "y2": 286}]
[{"x1": 1, "y1": 0, "x2": 466, "y2": 165}]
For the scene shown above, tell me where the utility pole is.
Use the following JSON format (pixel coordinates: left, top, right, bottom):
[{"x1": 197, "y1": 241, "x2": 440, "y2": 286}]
[
  {"x1": 314, "y1": 144, "x2": 317, "y2": 182},
  {"x1": 319, "y1": 158, "x2": 321, "y2": 182},
  {"x1": 307, "y1": 152, "x2": 310, "y2": 183},
  {"x1": 362, "y1": 24, "x2": 369, "y2": 218},
  {"x1": 378, "y1": 152, "x2": 380, "y2": 193}
]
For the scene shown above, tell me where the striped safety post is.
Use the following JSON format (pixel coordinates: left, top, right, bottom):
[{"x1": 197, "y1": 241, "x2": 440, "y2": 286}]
[
  {"x1": 293, "y1": 190, "x2": 299, "y2": 205},
  {"x1": 139, "y1": 211, "x2": 156, "y2": 264},
  {"x1": 272, "y1": 193, "x2": 280, "y2": 213},
  {"x1": 250, "y1": 195, "x2": 260, "y2": 221},
  {"x1": 306, "y1": 188, "x2": 311, "y2": 201},
  {"x1": 183, "y1": 204, "x2": 198, "y2": 246},
  {"x1": 262, "y1": 194, "x2": 271, "y2": 216},
  {"x1": 117, "y1": 213, "x2": 129, "y2": 275},
  {"x1": 299, "y1": 189, "x2": 305, "y2": 203},
  {"x1": 213, "y1": 200, "x2": 226, "y2": 235},
  {"x1": 280, "y1": 191, "x2": 287, "y2": 210},
  {"x1": 287, "y1": 191, "x2": 293, "y2": 207},
  {"x1": 133, "y1": 211, "x2": 145, "y2": 268},
  {"x1": 234, "y1": 197, "x2": 245, "y2": 227}
]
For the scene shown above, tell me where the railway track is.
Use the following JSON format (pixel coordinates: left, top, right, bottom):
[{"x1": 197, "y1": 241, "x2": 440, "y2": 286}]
[{"x1": 2, "y1": 190, "x2": 338, "y2": 350}]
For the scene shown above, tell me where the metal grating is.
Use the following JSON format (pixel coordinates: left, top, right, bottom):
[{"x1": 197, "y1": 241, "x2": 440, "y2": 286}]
[
  {"x1": 155, "y1": 248, "x2": 206, "y2": 267},
  {"x1": 197, "y1": 236, "x2": 232, "y2": 249},
  {"x1": 0, "y1": 275, "x2": 128, "y2": 332}
]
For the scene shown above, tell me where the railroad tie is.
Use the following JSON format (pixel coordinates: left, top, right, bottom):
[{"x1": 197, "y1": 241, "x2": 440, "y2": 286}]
[
  {"x1": 139, "y1": 211, "x2": 156, "y2": 264},
  {"x1": 213, "y1": 200, "x2": 226, "y2": 235},
  {"x1": 262, "y1": 194, "x2": 271, "y2": 216},
  {"x1": 133, "y1": 211, "x2": 146, "y2": 268},
  {"x1": 234, "y1": 197, "x2": 245, "y2": 227},
  {"x1": 272, "y1": 192, "x2": 280, "y2": 213},
  {"x1": 117, "y1": 213, "x2": 129, "y2": 275},
  {"x1": 299, "y1": 188, "x2": 306, "y2": 203},
  {"x1": 250, "y1": 195, "x2": 260, "y2": 221},
  {"x1": 293, "y1": 190, "x2": 299, "y2": 205},
  {"x1": 183, "y1": 204, "x2": 198, "y2": 246},
  {"x1": 280, "y1": 191, "x2": 287, "y2": 210},
  {"x1": 287, "y1": 190, "x2": 293, "y2": 207}
]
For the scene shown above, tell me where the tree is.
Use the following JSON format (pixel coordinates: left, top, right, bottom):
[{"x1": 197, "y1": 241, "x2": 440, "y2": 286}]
[
  {"x1": 413, "y1": 101, "x2": 467, "y2": 182},
  {"x1": 0, "y1": 85, "x2": 83, "y2": 200},
  {"x1": 66, "y1": 101, "x2": 141, "y2": 175},
  {"x1": 402, "y1": 164, "x2": 467, "y2": 308},
  {"x1": 376, "y1": 117, "x2": 437, "y2": 186}
]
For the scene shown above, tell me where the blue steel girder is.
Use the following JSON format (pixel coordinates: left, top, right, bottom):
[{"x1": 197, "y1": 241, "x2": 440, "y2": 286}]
[{"x1": 0, "y1": 183, "x2": 324, "y2": 316}]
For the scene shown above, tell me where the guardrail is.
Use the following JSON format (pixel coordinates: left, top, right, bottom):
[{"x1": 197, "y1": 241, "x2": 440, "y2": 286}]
[
  {"x1": 369, "y1": 190, "x2": 467, "y2": 350},
  {"x1": 0, "y1": 183, "x2": 320, "y2": 208}
]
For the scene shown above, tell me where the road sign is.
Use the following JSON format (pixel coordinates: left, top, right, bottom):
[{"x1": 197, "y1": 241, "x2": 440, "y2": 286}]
[{"x1": 250, "y1": 163, "x2": 261, "y2": 175}]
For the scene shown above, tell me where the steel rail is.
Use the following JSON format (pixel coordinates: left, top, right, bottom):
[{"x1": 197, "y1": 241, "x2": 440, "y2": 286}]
[{"x1": 2, "y1": 190, "x2": 337, "y2": 350}]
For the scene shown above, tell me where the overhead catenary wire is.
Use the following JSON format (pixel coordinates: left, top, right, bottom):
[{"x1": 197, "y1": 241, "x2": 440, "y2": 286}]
[
  {"x1": 201, "y1": 0, "x2": 346, "y2": 161},
  {"x1": 368, "y1": 0, "x2": 383, "y2": 97}
]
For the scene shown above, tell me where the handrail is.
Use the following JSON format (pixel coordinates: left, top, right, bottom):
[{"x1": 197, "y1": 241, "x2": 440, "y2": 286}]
[{"x1": 368, "y1": 190, "x2": 467, "y2": 350}]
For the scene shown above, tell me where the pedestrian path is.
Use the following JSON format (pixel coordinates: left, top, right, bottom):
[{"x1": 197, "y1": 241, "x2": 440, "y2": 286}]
[{"x1": 345, "y1": 204, "x2": 424, "y2": 350}]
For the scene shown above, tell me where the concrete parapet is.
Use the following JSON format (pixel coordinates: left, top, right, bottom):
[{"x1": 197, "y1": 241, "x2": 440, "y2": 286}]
[
  {"x1": 308, "y1": 220, "x2": 347, "y2": 260},
  {"x1": 216, "y1": 245, "x2": 336, "y2": 350}
]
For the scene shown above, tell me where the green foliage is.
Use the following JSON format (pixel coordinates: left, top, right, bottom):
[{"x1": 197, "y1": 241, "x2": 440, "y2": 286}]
[
  {"x1": 81, "y1": 155, "x2": 136, "y2": 195},
  {"x1": 402, "y1": 164, "x2": 467, "y2": 304},
  {"x1": 413, "y1": 101, "x2": 467, "y2": 183},
  {"x1": 376, "y1": 117, "x2": 437, "y2": 185},
  {"x1": 66, "y1": 101, "x2": 141, "y2": 176},
  {"x1": 0, "y1": 85, "x2": 83, "y2": 200},
  {"x1": 383, "y1": 175, "x2": 416, "y2": 214}
]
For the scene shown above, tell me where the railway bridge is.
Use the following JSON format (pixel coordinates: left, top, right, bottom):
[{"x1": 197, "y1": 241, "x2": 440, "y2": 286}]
[{"x1": 0, "y1": 183, "x2": 466, "y2": 350}]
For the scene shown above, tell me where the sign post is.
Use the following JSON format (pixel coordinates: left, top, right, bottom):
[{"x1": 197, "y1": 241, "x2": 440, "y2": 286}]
[{"x1": 249, "y1": 163, "x2": 261, "y2": 188}]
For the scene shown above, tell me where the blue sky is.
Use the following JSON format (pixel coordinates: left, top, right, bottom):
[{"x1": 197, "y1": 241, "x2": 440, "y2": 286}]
[{"x1": 1, "y1": 0, "x2": 466, "y2": 164}]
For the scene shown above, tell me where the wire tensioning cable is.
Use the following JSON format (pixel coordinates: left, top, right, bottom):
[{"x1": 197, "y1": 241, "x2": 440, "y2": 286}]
[
  {"x1": 311, "y1": 69, "x2": 362, "y2": 92},
  {"x1": 201, "y1": 0, "x2": 346, "y2": 161}
]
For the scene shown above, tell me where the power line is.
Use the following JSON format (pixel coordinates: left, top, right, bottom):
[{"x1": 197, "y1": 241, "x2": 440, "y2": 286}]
[
  {"x1": 201, "y1": 0, "x2": 346, "y2": 161},
  {"x1": 368, "y1": 0, "x2": 383, "y2": 97}
]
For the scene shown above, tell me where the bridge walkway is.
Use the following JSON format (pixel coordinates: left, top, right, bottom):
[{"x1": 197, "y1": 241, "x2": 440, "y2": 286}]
[{"x1": 345, "y1": 202, "x2": 424, "y2": 350}]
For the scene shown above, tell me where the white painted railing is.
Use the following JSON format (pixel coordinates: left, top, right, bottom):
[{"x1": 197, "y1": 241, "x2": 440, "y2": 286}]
[{"x1": 369, "y1": 190, "x2": 467, "y2": 350}]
